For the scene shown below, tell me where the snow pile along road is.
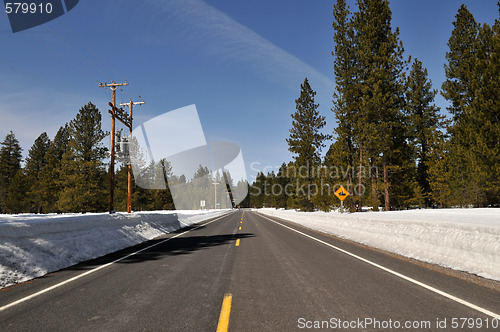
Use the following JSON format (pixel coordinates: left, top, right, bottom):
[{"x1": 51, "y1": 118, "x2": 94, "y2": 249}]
[
  {"x1": 257, "y1": 208, "x2": 500, "y2": 281},
  {"x1": 0, "y1": 210, "x2": 229, "y2": 289}
]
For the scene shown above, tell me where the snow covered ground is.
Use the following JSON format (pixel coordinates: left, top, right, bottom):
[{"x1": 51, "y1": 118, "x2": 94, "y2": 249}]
[
  {"x1": 0, "y1": 210, "x2": 229, "y2": 289},
  {"x1": 257, "y1": 208, "x2": 500, "y2": 281}
]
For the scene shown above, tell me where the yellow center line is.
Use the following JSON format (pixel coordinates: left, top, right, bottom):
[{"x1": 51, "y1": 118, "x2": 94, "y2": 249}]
[
  {"x1": 235, "y1": 239, "x2": 240, "y2": 246},
  {"x1": 239, "y1": 226, "x2": 241, "y2": 230},
  {"x1": 216, "y1": 293, "x2": 232, "y2": 332}
]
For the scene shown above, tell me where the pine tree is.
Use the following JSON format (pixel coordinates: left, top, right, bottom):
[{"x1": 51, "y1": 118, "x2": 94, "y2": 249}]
[
  {"x1": 264, "y1": 171, "x2": 277, "y2": 208},
  {"x1": 426, "y1": 136, "x2": 452, "y2": 208},
  {"x1": 351, "y1": 0, "x2": 407, "y2": 210},
  {"x1": 441, "y1": 5, "x2": 499, "y2": 206},
  {"x1": 440, "y1": 5, "x2": 479, "y2": 207},
  {"x1": 25, "y1": 132, "x2": 51, "y2": 212},
  {"x1": 58, "y1": 102, "x2": 109, "y2": 212},
  {"x1": 35, "y1": 124, "x2": 70, "y2": 213},
  {"x1": 186, "y1": 164, "x2": 211, "y2": 209},
  {"x1": 0, "y1": 131, "x2": 23, "y2": 213},
  {"x1": 70, "y1": 102, "x2": 108, "y2": 162},
  {"x1": 153, "y1": 159, "x2": 175, "y2": 210},
  {"x1": 274, "y1": 163, "x2": 291, "y2": 209},
  {"x1": 441, "y1": 4, "x2": 478, "y2": 121},
  {"x1": 405, "y1": 59, "x2": 447, "y2": 206},
  {"x1": 132, "y1": 171, "x2": 155, "y2": 211},
  {"x1": 5, "y1": 171, "x2": 29, "y2": 213},
  {"x1": 467, "y1": 20, "x2": 500, "y2": 205},
  {"x1": 235, "y1": 180, "x2": 251, "y2": 208},
  {"x1": 249, "y1": 172, "x2": 267, "y2": 208},
  {"x1": 287, "y1": 78, "x2": 330, "y2": 211},
  {"x1": 114, "y1": 164, "x2": 131, "y2": 211},
  {"x1": 25, "y1": 133, "x2": 51, "y2": 178},
  {"x1": 332, "y1": 0, "x2": 359, "y2": 211},
  {"x1": 324, "y1": 141, "x2": 355, "y2": 210}
]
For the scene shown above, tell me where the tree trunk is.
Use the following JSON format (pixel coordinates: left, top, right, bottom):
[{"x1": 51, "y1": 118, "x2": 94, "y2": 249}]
[
  {"x1": 383, "y1": 159, "x2": 390, "y2": 211},
  {"x1": 358, "y1": 147, "x2": 363, "y2": 212},
  {"x1": 347, "y1": 139, "x2": 355, "y2": 212},
  {"x1": 371, "y1": 159, "x2": 378, "y2": 210}
]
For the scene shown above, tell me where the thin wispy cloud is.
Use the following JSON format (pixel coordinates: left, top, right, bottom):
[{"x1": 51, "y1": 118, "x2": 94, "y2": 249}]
[
  {"x1": 0, "y1": 81, "x2": 107, "y2": 158},
  {"x1": 144, "y1": 0, "x2": 334, "y2": 91}
]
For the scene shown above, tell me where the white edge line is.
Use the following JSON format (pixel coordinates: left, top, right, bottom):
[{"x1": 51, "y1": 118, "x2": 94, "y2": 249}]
[
  {"x1": 0, "y1": 212, "x2": 233, "y2": 313},
  {"x1": 258, "y1": 213, "x2": 500, "y2": 320}
]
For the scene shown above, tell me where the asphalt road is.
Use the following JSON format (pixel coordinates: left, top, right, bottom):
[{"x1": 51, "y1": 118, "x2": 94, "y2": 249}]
[{"x1": 0, "y1": 210, "x2": 499, "y2": 331}]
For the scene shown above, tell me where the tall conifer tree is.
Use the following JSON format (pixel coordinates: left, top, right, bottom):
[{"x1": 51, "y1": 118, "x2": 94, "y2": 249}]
[
  {"x1": 405, "y1": 59, "x2": 447, "y2": 206},
  {"x1": 0, "y1": 131, "x2": 23, "y2": 213},
  {"x1": 442, "y1": 4, "x2": 478, "y2": 121},
  {"x1": 332, "y1": 0, "x2": 359, "y2": 210},
  {"x1": 287, "y1": 78, "x2": 330, "y2": 211},
  {"x1": 333, "y1": 0, "x2": 407, "y2": 211},
  {"x1": 25, "y1": 132, "x2": 51, "y2": 212},
  {"x1": 36, "y1": 125, "x2": 70, "y2": 213},
  {"x1": 442, "y1": 5, "x2": 499, "y2": 206},
  {"x1": 58, "y1": 102, "x2": 108, "y2": 212}
]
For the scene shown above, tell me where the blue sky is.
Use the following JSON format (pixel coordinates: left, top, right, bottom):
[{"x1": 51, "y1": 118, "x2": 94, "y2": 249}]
[{"x1": 0, "y1": 0, "x2": 498, "y2": 182}]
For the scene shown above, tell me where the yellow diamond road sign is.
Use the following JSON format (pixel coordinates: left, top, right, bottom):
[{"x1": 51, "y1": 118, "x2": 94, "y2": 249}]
[{"x1": 334, "y1": 186, "x2": 350, "y2": 201}]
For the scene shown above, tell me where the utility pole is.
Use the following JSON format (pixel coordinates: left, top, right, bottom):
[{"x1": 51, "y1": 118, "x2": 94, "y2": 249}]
[
  {"x1": 120, "y1": 99, "x2": 144, "y2": 213},
  {"x1": 213, "y1": 182, "x2": 219, "y2": 209},
  {"x1": 98, "y1": 81, "x2": 128, "y2": 213}
]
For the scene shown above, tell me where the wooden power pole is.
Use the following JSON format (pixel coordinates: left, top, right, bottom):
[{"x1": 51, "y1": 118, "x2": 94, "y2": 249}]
[
  {"x1": 120, "y1": 99, "x2": 144, "y2": 213},
  {"x1": 98, "y1": 81, "x2": 128, "y2": 213},
  {"x1": 213, "y1": 182, "x2": 219, "y2": 209}
]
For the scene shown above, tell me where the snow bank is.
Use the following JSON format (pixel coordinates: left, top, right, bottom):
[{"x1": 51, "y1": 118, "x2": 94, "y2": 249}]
[
  {"x1": 0, "y1": 210, "x2": 229, "y2": 289},
  {"x1": 257, "y1": 208, "x2": 500, "y2": 281}
]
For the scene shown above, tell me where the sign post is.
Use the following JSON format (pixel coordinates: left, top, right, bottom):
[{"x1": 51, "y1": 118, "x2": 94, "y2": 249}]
[{"x1": 334, "y1": 185, "x2": 350, "y2": 213}]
